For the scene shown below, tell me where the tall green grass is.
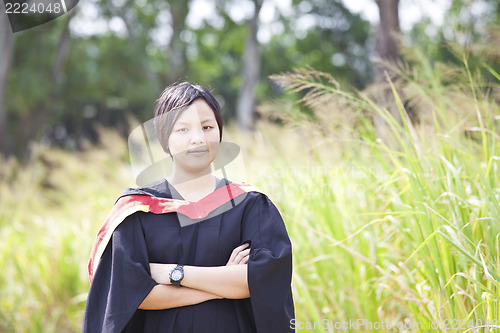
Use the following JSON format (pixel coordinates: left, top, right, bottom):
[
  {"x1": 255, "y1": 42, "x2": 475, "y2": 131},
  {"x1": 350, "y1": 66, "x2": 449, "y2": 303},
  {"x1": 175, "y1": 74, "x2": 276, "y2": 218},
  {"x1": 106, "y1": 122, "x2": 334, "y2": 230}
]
[
  {"x1": 258, "y1": 45, "x2": 500, "y2": 331},
  {"x1": 0, "y1": 132, "x2": 133, "y2": 332},
  {"x1": 1, "y1": 44, "x2": 499, "y2": 332}
]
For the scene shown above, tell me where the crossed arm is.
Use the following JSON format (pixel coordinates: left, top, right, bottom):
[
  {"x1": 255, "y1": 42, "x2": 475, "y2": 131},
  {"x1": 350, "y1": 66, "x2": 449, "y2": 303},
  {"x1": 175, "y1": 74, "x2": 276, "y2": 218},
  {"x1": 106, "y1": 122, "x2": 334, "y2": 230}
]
[{"x1": 139, "y1": 243, "x2": 251, "y2": 310}]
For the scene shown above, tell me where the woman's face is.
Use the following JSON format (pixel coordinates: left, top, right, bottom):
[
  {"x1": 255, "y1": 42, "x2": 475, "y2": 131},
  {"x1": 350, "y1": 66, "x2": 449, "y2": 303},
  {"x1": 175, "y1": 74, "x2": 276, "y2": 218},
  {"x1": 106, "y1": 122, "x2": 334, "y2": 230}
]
[{"x1": 167, "y1": 99, "x2": 220, "y2": 173}]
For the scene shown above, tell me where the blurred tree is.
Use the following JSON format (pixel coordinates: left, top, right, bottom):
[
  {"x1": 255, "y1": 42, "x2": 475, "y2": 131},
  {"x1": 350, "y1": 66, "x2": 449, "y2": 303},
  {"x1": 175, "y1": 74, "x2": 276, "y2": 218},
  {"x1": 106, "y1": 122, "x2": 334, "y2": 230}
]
[
  {"x1": 446, "y1": 0, "x2": 500, "y2": 35},
  {"x1": 188, "y1": 10, "x2": 247, "y2": 120},
  {"x1": 165, "y1": 0, "x2": 190, "y2": 84},
  {"x1": 1, "y1": 0, "x2": 373, "y2": 155},
  {"x1": 404, "y1": 0, "x2": 500, "y2": 85},
  {"x1": 95, "y1": 0, "x2": 164, "y2": 91},
  {"x1": 237, "y1": 0, "x2": 263, "y2": 131},
  {"x1": 369, "y1": 0, "x2": 402, "y2": 143},
  {"x1": 5, "y1": 10, "x2": 76, "y2": 156},
  {"x1": 261, "y1": 0, "x2": 373, "y2": 89},
  {"x1": 26, "y1": 10, "x2": 75, "y2": 147},
  {"x1": 1, "y1": 0, "x2": 399, "y2": 156},
  {"x1": 191, "y1": 0, "x2": 372, "y2": 124},
  {"x1": 0, "y1": 10, "x2": 14, "y2": 156},
  {"x1": 375, "y1": 0, "x2": 400, "y2": 66},
  {"x1": 259, "y1": 0, "x2": 373, "y2": 123}
]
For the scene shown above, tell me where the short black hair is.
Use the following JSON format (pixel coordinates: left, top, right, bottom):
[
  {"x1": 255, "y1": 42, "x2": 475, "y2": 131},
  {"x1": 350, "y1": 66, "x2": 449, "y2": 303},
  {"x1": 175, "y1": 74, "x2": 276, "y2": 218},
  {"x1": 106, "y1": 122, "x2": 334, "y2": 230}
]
[{"x1": 154, "y1": 81, "x2": 223, "y2": 153}]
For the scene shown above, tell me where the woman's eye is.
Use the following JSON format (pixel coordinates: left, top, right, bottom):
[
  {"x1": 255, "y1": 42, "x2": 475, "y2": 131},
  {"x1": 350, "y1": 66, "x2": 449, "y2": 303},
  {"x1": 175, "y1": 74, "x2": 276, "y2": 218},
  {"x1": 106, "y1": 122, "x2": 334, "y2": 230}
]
[
  {"x1": 177, "y1": 128, "x2": 188, "y2": 132},
  {"x1": 203, "y1": 126, "x2": 213, "y2": 130}
]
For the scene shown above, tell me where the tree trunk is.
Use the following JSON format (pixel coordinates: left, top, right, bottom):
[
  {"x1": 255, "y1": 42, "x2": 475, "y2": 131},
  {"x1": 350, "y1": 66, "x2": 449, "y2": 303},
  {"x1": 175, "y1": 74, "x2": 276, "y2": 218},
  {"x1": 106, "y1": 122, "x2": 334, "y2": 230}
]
[
  {"x1": 236, "y1": 0, "x2": 263, "y2": 131},
  {"x1": 372, "y1": 0, "x2": 402, "y2": 144},
  {"x1": 0, "y1": 9, "x2": 14, "y2": 156},
  {"x1": 165, "y1": 0, "x2": 189, "y2": 85},
  {"x1": 51, "y1": 15, "x2": 73, "y2": 83},
  {"x1": 19, "y1": 9, "x2": 76, "y2": 154},
  {"x1": 375, "y1": 0, "x2": 400, "y2": 65}
]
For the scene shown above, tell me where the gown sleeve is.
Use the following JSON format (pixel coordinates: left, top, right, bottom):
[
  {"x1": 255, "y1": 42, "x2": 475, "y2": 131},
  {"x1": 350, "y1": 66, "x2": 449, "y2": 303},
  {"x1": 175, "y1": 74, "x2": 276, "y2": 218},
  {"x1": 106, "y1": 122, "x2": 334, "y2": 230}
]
[
  {"x1": 82, "y1": 212, "x2": 158, "y2": 333},
  {"x1": 242, "y1": 193, "x2": 295, "y2": 333}
]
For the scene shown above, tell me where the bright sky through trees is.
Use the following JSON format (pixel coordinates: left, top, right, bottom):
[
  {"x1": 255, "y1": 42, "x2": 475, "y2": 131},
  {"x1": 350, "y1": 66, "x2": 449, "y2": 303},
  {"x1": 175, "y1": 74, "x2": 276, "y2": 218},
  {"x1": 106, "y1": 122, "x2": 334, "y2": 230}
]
[
  {"x1": 343, "y1": 0, "x2": 451, "y2": 31},
  {"x1": 70, "y1": 0, "x2": 452, "y2": 41}
]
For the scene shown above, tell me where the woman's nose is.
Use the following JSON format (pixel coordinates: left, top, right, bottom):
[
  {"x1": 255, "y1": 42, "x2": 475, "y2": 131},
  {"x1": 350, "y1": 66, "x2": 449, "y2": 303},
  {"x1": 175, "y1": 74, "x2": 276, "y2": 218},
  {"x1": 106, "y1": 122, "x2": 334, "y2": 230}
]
[{"x1": 190, "y1": 127, "x2": 206, "y2": 144}]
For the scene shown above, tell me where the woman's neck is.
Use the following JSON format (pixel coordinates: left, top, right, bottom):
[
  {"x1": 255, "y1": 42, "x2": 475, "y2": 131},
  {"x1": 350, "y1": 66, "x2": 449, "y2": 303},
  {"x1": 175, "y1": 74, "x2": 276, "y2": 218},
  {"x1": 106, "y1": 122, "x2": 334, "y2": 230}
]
[
  {"x1": 166, "y1": 172, "x2": 217, "y2": 202},
  {"x1": 167, "y1": 165, "x2": 214, "y2": 186}
]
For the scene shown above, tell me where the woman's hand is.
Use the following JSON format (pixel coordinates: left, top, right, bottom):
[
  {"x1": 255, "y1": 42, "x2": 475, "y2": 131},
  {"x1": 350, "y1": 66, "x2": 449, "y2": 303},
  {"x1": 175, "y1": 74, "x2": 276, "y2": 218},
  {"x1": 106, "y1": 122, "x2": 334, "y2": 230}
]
[
  {"x1": 226, "y1": 242, "x2": 250, "y2": 266},
  {"x1": 150, "y1": 263, "x2": 177, "y2": 284}
]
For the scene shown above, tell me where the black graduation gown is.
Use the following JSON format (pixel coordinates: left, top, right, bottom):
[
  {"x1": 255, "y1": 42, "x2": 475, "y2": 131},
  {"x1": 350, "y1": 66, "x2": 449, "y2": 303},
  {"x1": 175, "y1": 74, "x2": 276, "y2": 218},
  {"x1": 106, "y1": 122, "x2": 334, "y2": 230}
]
[{"x1": 82, "y1": 178, "x2": 294, "y2": 333}]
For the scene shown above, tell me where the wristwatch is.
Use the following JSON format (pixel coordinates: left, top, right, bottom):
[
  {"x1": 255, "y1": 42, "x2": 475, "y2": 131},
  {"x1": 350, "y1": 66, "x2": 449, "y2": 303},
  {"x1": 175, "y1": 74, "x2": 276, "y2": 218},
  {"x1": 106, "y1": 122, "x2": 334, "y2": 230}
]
[{"x1": 169, "y1": 264, "x2": 184, "y2": 286}]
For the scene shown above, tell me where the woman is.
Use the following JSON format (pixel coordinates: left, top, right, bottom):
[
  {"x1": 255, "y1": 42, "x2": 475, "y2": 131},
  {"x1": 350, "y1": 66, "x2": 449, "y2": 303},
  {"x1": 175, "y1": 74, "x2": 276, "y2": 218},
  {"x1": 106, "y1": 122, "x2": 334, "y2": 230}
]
[{"x1": 82, "y1": 82, "x2": 294, "y2": 332}]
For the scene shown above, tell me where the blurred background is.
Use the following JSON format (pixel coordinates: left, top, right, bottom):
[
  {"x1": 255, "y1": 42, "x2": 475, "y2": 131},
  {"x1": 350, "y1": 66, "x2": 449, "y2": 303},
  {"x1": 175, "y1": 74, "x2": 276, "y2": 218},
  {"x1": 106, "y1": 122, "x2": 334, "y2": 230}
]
[{"x1": 1, "y1": 0, "x2": 500, "y2": 331}]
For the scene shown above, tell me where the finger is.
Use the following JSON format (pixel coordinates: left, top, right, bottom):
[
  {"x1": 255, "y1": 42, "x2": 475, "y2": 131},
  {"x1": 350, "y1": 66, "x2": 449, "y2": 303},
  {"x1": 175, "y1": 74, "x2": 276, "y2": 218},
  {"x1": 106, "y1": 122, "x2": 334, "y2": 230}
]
[
  {"x1": 228, "y1": 249, "x2": 238, "y2": 264},
  {"x1": 237, "y1": 252, "x2": 250, "y2": 264},
  {"x1": 235, "y1": 248, "x2": 250, "y2": 264},
  {"x1": 229, "y1": 244, "x2": 246, "y2": 262},
  {"x1": 228, "y1": 243, "x2": 250, "y2": 263},
  {"x1": 236, "y1": 248, "x2": 250, "y2": 259},
  {"x1": 237, "y1": 254, "x2": 249, "y2": 265},
  {"x1": 236, "y1": 242, "x2": 250, "y2": 251}
]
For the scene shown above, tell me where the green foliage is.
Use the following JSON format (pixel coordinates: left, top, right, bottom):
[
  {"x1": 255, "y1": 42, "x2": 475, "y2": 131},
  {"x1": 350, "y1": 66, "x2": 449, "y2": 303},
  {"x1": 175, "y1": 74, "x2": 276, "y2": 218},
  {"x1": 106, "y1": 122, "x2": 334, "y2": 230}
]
[
  {"x1": 264, "y1": 40, "x2": 500, "y2": 331},
  {"x1": 4, "y1": 0, "x2": 374, "y2": 155},
  {"x1": 0, "y1": 130, "x2": 131, "y2": 332},
  {"x1": 2, "y1": 35, "x2": 500, "y2": 331},
  {"x1": 189, "y1": 14, "x2": 248, "y2": 119},
  {"x1": 4, "y1": 1, "x2": 500, "y2": 331}
]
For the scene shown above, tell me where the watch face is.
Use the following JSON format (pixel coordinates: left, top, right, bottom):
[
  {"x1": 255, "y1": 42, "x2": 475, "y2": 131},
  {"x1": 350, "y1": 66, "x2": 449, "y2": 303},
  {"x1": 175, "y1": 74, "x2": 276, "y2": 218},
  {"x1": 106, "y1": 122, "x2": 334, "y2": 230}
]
[{"x1": 171, "y1": 270, "x2": 182, "y2": 281}]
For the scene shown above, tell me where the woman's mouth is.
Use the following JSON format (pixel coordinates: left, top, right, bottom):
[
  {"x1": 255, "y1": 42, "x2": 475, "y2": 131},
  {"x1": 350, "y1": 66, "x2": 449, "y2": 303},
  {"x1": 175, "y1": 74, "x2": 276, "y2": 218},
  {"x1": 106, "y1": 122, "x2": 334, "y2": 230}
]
[{"x1": 187, "y1": 148, "x2": 208, "y2": 155}]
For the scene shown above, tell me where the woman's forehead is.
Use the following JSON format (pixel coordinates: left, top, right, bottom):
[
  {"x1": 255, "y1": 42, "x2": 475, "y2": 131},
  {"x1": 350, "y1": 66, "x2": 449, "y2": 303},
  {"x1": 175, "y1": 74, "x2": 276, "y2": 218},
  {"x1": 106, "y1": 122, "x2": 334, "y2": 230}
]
[{"x1": 175, "y1": 100, "x2": 217, "y2": 123}]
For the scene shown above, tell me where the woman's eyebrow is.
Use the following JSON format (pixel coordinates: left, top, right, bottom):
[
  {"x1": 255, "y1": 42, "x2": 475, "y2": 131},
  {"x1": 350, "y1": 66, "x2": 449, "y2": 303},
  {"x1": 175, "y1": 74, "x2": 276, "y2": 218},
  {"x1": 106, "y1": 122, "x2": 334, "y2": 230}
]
[
  {"x1": 201, "y1": 118, "x2": 215, "y2": 123},
  {"x1": 175, "y1": 118, "x2": 215, "y2": 126}
]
